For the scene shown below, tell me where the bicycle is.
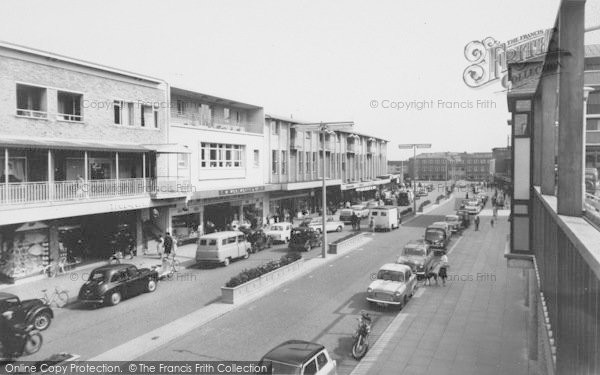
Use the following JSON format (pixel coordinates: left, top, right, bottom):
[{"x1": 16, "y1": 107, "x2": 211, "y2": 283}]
[
  {"x1": 40, "y1": 286, "x2": 69, "y2": 308},
  {"x1": 40, "y1": 257, "x2": 70, "y2": 278},
  {"x1": 163, "y1": 255, "x2": 180, "y2": 277}
]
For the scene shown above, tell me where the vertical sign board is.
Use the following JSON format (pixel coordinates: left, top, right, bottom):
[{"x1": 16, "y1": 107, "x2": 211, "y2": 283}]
[{"x1": 511, "y1": 99, "x2": 532, "y2": 253}]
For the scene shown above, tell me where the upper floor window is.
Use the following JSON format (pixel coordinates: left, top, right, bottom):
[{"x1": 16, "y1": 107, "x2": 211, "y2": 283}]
[
  {"x1": 281, "y1": 150, "x2": 287, "y2": 175},
  {"x1": 253, "y1": 150, "x2": 260, "y2": 167},
  {"x1": 272, "y1": 121, "x2": 280, "y2": 135},
  {"x1": 114, "y1": 101, "x2": 122, "y2": 124},
  {"x1": 272, "y1": 150, "x2": 279, "y2": 174},
  {"x1": 223, "y1": 107, "x2": 230, "y2": 122},
  {"x1": 306, "y1": 131, "x2": 312, "y2": 140},
  {"x1": 140, "y1": 104, "x2": 158, "y2": 128},
  {"x1": 176, "y1": 100, "x2": 185, "y2": 115},
  {"x1": 57, "y1": 91, "x2": 82, "y2": 122},
  {"x1": 16, "y1": 84, "x2": 47, "y2": 118},
  {"x1": 588, "y1": 91, "x2": 600, "y2": 115},
  {"x1": 200, "y1": 143, "x2": 243, "y2": 168}
]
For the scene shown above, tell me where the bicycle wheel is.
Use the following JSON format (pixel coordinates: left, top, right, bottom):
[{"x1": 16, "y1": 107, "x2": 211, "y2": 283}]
[
  {"x1": 23, "y1": 332, "x2": 43, "y2": 355},
  {"x1": 55, "y1": 291, "x2": 69, "y2": 308},
  {"x1": 46, "y1": 264, "x2": 57, "y2": 278}
]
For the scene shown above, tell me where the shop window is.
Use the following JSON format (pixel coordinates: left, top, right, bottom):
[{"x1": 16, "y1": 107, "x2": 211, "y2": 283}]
[
  {"x1": 57, "y1": 91, "x2": 82, "y2": 122},
  {"x1": 16, "y1": 84, "x2": 47, "y2": 118}
]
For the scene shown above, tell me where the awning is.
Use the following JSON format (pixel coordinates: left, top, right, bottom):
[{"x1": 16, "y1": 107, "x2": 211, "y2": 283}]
[
  {"x1": 0, "y1": 135, "x2": 191, "y2": 153},
  {"x1": 143, "y1": 144, "x2": 192, "y2": 154},
  {"x1": 0, "y1": 135, "x2": 150, "y2": 152}
]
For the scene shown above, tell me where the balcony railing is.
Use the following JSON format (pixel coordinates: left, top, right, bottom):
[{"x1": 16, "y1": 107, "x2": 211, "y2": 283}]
[
  {"x1": 171, "y1": 111, "x2": 257, "y2": 132},
  {"x1": 0, "y1": 178, "x2": 154, "y2": 206},
  {"x1": 16, "y1": 109, "x2": 48, "y2": 119}
]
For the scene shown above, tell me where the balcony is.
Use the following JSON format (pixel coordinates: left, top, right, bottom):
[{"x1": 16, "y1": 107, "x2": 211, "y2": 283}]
[
  {"x1": 171, "y1": 111, "x2": 258, "y2": 132},
  {"x1": 346, "y1": 143, "x2": 356, "y2": 153},
  {"x1": 0, "y1": 178, "x2": 191, "y2": 207},
  {"x1": 290, "y1": 137, "x2": 303, "y2": 150}
]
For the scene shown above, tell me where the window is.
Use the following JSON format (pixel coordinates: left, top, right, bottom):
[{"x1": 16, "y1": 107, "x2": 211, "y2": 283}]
[
  {"x1": 200, "y1": 143, "x2": 243, "y2": 168},
  {"x1": 316, "y1": 353, "x2": 329, "y2": 370},
  {"x1": 141, "y1": 105, "x2": 152, "y2": 127},
  {"x1": 299, "y1": 152, "x2": 304, "y2": 174},
  {"x1": 177, "y1": 100, "x2": 185, "y2": 115},
  {"x1": 114, "y1": 100, "x2": 122, "y2": 124},
  {"x1": 312, "y1": 152, "x2": 317, "y2": 174},
  {"x1": 57, "y1": 91, "x2": 82, "y2": 121},
  {"x1": 16, "y1": 84, "x2": 47, "y2": 118},
  {"x1": 177, "y1": 153, "x2": 189, "y2": 168},
  {"x1": 587, "y1": 118, "x2": 600, "y2": 131},
  {"x1": 272, "y1": 150, "x2": 279, "y2": 174},
  {"x1": 253, "y1": 150, "x2": 259, "y2": 167},
  {"x1": 281, "y1": 151, "x2": 287, "y2": 175},
  {"x1": 127, "y1": 102, "x2": 135, "y2": 125},
  {"x1": 514, "y1": 113, "x2": 529, "y2": 136},
  {"x1": 153, "y1": 105, "x2": 159, "y2": 128},
  {"x1": 588, "y1": 91, "x2": 600, "y2": 115},
  {"x1": 306, "y1": 131, "x2": 312, "y2": 140},
  {"x1": 272, "y1": 121, "x2": 280, "y2": 135},
  {"x1": 223, "y1": 107, "x2": 230, "y2": 122},
  {"x1": 306, "y1": 151, "x2": 310, "y2": 173}
]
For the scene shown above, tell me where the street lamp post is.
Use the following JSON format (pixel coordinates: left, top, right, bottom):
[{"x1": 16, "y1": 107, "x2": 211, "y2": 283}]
[
  {"x1": 292, "y1": 121, "x2": 354, "y2": 258},
  {"x1": 398, "y1": 143, "x2": 432, "y2": 214}
]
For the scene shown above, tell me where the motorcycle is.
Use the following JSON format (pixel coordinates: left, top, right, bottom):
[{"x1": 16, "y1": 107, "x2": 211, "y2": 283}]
[
  {"x1": 352, "y1": 311, "x2": 372, "y2": 360},
  {"x1": 0, "y1": 325, "x2": 43, "y2": 360}
]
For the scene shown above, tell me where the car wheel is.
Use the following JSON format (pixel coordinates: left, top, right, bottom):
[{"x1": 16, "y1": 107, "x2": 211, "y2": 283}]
[
  {"x1": 305, "y1": 241, "x2": 311, "y2": 251},
  {"x1": 108, "y1": 291, "x2": 122, "y2": 306},
  {"x1": 32, "y1": 312, "x2": 52, "y2": 331},
  {"x1": 223, "y1": 257, "x2": 231, "y2": 266},
  {"x1": 336, "y1": 226, "x2": 342, "y2": 232},
  {"x1": 146, "y1": 279, "x2": 157, "y2": 293}
]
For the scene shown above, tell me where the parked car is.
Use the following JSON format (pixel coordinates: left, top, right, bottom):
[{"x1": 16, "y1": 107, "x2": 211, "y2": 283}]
[
  {"x1": 289, "y1": 227, "x2": 322, "y2": 251},
  {"x1": 338, "y1": 204, "x2": 369, "y2": 223},
  {"x1": 78, "y1": 264, "x2": 158, "y2": 307},
  {"x1": 302, "y1": 216, "x2": 344, "y2": 233},
  {"x1": 424, "y1": 223, "x2": 450, "y2": 252},
  {"x1": 0, "y1": 292, "x2": 54, "y2": 331},
  {"x1": 369, "y1": 206, "x2": 400, "y2": 231},
  {"x1": 464, "y1": 202, "x2": 481, "y2": 215},
  {"x1": 431, "y1": 221, "x2": 452, "y2": 239},
  {"x1": 366, "y1": 201, "x2": 380, "y2": 209},
  {"x1": 265, "y1": 222, "x2": 293, "y2": 243},
  {"x1": 366, "y1": 263, "x2": 417, "y2": 308},
  {"x1": 259, "y1": 340, "x2": 337, "y2": 375},
  {"x1": 231, "y1": 219, "x2": 251, "y2": 231},
  {"x1": 196, "y1": 231, "x2": 252, "y2": 266},
  {"x1": 396, "y1": 241, "x2": 434, "y2": 278},
  {"x1": 444, "y1": 214, "x2": 461, "y2": 233}
]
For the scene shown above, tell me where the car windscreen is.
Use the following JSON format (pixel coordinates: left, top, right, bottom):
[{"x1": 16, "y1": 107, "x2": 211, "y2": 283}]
[
  {"x1": 425, "y1": 229, "x2": 445, "y2": 241},
  {"x1": 403, "y1": 247, "x2": 425, "y2": 256},
  {"x1": 377, "y1": 270, "x2": 405, "y2": 282}
]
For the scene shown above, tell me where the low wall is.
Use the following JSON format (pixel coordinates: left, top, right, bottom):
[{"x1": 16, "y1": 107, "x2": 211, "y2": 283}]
[
  {"x1": 221, "y1": 259, "x2": 304, "y2": 304},
  {"x1": 328, "y1": 232, "x2": 368, "y2": 255}
]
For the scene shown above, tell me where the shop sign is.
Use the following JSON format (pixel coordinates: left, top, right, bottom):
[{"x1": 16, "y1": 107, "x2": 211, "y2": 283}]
[
  {"x1": 356, "y1": 186, "x2": 377, "y2": 192},
  {"x1": 219, "y1": 186, "x2": 265, "y2": 196}
]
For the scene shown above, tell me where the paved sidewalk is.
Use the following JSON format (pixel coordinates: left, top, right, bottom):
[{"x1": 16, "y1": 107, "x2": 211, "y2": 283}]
[
  {"x1": 0, "y1": 245, "x2": 198, "y2": 303},
  {"x1": 352, "y1": 218, "x2": 537, "y2": 375}
]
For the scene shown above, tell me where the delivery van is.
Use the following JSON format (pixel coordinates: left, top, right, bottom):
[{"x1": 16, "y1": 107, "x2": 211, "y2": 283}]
[
  {"x1": 196, "y1": 231, "x2": 251, "y2": 266},
  {"x1": 369, "y1": 206, "x2": 400, "y2": 231}
]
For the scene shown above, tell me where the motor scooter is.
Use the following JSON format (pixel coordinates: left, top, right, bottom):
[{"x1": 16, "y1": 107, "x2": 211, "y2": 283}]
[
  {"x1": 352, "y1": 311, "x2": 372, "y2": 360},
  {"x1": 0, "y1": 325, "x2": 43, "y2": 361}
]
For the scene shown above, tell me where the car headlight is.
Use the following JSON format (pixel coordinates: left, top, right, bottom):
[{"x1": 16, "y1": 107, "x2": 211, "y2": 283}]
[{"x1": 367, "y1": 287, "x2": 373, "y2": 293}]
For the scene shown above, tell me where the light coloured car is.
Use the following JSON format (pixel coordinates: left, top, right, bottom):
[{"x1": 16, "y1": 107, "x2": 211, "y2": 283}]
[
  {"x1": 396, "y1": 241, "x2": 434, "y2": 278},
  {"x1": 259, "y1": 340, "x2": 337, "y2": 375},
  {"x1": 431, "y1": 221, "x2": 452, "y2": 239},
  {"x1": 304, "y1": 216, "x2": 344, "y2": 233},
  {"x1": 444, "y1": 214, "x2": 461, "y2": 233},
  {"x1": 265, "y1": 222, "x2": 293, "y2": 243},
  {"x1": 464, "y1": 202, "x2": 481, "y2": 215},
  {"x1": 351, "y1": 204, "x2": 370, "y2": 218},
  {"x1": 366, "y1": 263, "x2": 417, "y2": 308}
]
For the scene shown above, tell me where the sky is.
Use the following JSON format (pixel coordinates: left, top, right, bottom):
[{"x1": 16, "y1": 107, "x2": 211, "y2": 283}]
[{"x1": 0, "y1": 0, "x2": 598, "y2": 160}]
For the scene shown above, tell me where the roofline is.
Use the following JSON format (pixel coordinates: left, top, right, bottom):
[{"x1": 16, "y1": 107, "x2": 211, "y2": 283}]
[
  {"x1": 170, "y1": 86, "x2": 263, "y2": 110},
  {"x1": 0, "y1": 40, "x2": 164, "y2": 84}
]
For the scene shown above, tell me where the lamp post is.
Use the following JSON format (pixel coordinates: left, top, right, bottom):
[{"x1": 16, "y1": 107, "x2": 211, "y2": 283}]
[
  {"x1": 292, "y1": 121, "x2": 354, "y2": 258},
  {"x1": 398, "y1": 143, "x2": 432, "y2": 214}
]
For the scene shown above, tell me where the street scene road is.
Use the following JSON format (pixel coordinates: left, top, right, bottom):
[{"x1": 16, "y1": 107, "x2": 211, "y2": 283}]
[{"x1": 8, "y1": 189, "x2": 448, "y2": 362}]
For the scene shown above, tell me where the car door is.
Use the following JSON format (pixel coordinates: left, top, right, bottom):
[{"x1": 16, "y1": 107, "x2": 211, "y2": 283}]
[
  {"x1": 126, "y1": 266, "x2": 145, "y2": 296},
  {"x1": 237, "y1": 234, "x2": 247, "y2": 258},
  {"x1": 315, "y1": 351, "x2": 335, "y2": 374},
  {"x1": 111, "y1": 269, "x2": 129, "y2": 297}
]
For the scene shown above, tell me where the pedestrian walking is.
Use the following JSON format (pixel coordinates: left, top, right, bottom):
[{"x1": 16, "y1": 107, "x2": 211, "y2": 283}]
[
  {"x1": 155, "y1": 235, "x2": 164, "y2": 257},
  {"x1": 163, "y1": 232, "x2": 173, "y2": 258},
  {"x1": 474, "y1": 215, "x2": 480, "y2": 231},
  {"x1": 491, "y1": 218, "x2": 495, "y2": 228},
  {"x1": 439, "y1": 254, "x2": 449, "y2": 286},
  {"x1": 369, "y1": 217, "x2": 374, "y2": 233},
  {"x1": 493, "y1": 206, "x2": 498, "y2": 219}
]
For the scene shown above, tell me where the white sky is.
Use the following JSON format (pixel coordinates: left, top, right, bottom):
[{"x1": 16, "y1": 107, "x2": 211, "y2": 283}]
[{"x1": 0, "y1": 0, "x2": 598, "y2": 160}]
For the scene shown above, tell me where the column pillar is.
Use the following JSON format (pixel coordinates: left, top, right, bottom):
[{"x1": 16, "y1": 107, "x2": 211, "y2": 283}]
[
  {"x1": 556, "y1": 1, "x2": 585, "y2": 215},
  {"x1": 540, "y1": 69, "x2": 558, "y2": 195},
  {"x1": 4, "y1": 148, "x2": 9, "y2": 203},
  {"x1": 47, "y1": 150, "x2": 54, "y2": 201},
  {"x1": 533, "y1": 94, "x2": 543, "y2": 186}
]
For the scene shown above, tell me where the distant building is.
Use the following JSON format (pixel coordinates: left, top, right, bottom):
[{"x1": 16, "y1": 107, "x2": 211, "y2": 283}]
[
  {"x1": 492, "y1": 147, "x2": 511, "y2": 189},
  {"x1": 407, "y1": 152, "x2": 492, "y2": 181}
]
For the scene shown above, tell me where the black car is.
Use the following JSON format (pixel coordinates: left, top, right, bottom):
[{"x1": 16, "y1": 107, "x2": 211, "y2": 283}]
[
  {"x1": 289, "y1": 227, "x2": 322, "y2": 251},
  {"x1": 243, "y1": 228, "x2": 273, "y2": 253},
  {"x1": 78, "y1": 264, "x2": 158, "y2": 307},
  {"x1": 0, "y1": 292, "x2": 54, "y2": 331}
]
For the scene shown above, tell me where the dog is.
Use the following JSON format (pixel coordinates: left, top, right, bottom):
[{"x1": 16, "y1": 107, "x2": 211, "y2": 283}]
[{"x1": 424, "y1": 268, "x2": 439, "y2": 286}]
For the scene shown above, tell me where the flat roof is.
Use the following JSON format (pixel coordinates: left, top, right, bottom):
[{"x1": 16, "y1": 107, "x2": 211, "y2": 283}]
[
  {"x1": 170, "y1": 86, "x2": 262, "y2": 110},
  {"x1": 0, "y1": 40, "x2": 163, "y2": 84}
]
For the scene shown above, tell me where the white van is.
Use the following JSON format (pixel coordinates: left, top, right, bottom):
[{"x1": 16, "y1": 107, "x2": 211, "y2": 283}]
[
  {"x1": 196, "y1": 231, "x2": 251, "y2": 266},
  {"x1": 369, "y1": 206, "x2": 400, "y2": 231}
]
